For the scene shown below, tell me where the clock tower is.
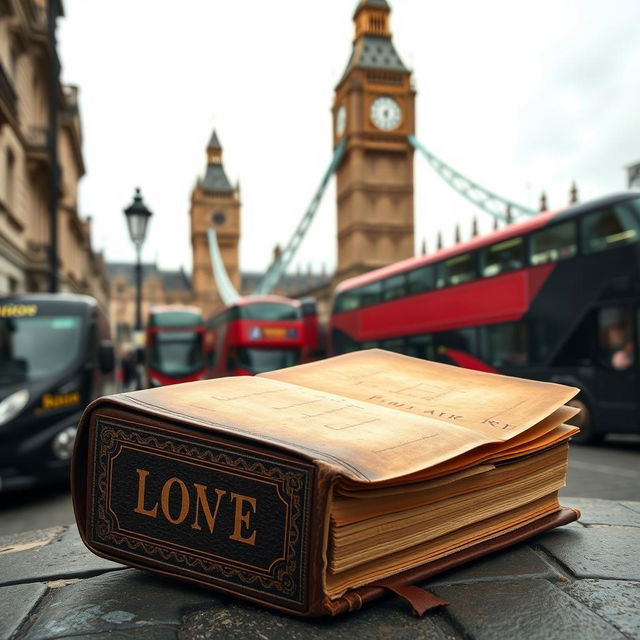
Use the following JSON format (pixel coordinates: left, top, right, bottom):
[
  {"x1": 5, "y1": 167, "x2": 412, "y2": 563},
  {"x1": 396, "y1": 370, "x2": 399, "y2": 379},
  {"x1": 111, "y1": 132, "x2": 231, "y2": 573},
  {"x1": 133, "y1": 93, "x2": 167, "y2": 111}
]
[
  {"x1": 190, "y1": 130, "x2": 241, "y2": 318},
  {"x1": 333, "y1": 0, "x2": 415, "y2": 282}
]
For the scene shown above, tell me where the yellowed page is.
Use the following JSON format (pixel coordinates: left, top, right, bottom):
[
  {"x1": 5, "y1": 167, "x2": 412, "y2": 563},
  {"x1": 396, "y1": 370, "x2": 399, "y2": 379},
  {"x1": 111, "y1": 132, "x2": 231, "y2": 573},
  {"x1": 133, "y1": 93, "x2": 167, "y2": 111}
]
[
  {"x1": 263, "y1": 349, "x2": 578, "y2": 440},
  {"x1": 326, "y1": 495, "x2": 559, "y2": 598},
  {"x1": 126, "y1": 349, "x2": 577, "y2": 485},
  {"x1": 125, "y1": 375, "x2": 494, "y2": 483},
  {"x1": 331, "y1": 444, "x2": 565, "y2": 524}
]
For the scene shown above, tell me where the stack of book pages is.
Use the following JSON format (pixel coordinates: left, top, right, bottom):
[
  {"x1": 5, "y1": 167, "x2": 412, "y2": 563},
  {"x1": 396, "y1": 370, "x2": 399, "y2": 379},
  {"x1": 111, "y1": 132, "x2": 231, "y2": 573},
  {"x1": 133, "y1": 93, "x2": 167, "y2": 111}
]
[{"x1": 265, "y1": 350, "x2": 579, "y2": 599}]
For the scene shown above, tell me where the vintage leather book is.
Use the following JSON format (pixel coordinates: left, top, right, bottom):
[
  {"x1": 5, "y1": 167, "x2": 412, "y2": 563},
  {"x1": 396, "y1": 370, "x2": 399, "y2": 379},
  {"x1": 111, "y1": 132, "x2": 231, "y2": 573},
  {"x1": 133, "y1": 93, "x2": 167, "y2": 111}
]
[{"x1": 71, "y1": 349, "x2": 581, "y2": 617}]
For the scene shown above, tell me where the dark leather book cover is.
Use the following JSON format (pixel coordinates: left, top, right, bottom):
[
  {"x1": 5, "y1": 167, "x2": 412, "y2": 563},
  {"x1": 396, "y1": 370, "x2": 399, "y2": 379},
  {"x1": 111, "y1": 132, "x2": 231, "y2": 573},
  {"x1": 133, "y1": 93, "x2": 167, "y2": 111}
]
[{"x1": 72, "y1": 403, "x2": 331, "y2": 616}]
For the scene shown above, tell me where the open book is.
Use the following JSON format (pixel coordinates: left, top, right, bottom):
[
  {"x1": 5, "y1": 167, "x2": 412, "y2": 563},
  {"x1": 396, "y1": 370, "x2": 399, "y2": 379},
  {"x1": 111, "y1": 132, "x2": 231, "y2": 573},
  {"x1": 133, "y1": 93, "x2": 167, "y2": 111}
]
[{"x1": 71, "y1": 350, "x2": 580, "y2": 617}]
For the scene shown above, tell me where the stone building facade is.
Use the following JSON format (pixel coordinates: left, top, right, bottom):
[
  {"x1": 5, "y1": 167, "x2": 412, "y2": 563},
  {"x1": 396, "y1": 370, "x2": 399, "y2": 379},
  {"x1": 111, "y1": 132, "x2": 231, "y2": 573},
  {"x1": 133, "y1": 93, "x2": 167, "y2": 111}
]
[
  {"x1": 0, "y1": 0, "x2": 108, "y2": 307},
  {"x1": 106, "y1": 262, "x2": 192, "y2": 354}
]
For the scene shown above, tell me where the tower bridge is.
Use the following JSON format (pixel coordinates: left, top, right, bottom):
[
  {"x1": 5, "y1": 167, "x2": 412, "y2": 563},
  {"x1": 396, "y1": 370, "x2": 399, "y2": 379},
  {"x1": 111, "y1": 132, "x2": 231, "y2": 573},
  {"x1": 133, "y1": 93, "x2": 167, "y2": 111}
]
[{"x1": 191, "y1": 0, "x2": 540, "y2": 319}]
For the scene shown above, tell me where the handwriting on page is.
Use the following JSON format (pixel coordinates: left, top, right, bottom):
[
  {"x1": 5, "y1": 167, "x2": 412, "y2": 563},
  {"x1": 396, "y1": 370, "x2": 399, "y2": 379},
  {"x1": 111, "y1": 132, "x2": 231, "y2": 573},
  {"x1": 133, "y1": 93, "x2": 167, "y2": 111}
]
[
  {"x1": 207, "y1": 388, "x2": 384, "y2": 431},
  {"x1": 310, "y1": 367, "x2": 522, "y2": 431},
  {"x1": 195, "y1": 383, "x2": 453, "y2": 464}
]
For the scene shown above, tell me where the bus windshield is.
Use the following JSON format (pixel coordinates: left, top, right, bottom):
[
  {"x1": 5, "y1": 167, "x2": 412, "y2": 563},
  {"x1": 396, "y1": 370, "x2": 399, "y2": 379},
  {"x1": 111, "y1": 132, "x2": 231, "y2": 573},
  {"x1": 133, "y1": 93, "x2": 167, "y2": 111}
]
[
  {"x1": 150, "y1": 311, "x2": 202, "y2": 328},
  {"x1": 238, "y1": 303, "x2": 300, "y2": 321},
  {"x1": 0, "y1": 315, "x2": 83, "y2": 383},
  {"x1": 149, "y1": 331, "x2": 204, "y2": 376},
  {"x1": 234, "y1": 347, "x2": 300, "y2": 373}
]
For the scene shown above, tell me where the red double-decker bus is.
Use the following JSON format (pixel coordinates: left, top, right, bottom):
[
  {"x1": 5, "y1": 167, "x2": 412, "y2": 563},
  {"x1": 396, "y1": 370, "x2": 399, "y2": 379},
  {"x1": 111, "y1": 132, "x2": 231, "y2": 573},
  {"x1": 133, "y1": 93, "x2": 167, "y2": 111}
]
[
  {"x1": 206, "y1": 296, "x2": 305, "y2": 376},
  {"x1": 331, "y1": 192, "x2": 640, "y2": 443},
  {"x1": 145, "y1": 305, "x2": 207, "y2": 387}
]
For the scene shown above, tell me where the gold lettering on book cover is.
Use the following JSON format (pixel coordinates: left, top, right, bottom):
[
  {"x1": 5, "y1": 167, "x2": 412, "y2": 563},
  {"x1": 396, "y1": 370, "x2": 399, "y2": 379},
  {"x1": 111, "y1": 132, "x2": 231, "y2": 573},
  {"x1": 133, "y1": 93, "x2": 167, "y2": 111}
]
[{"x1": 92, "y1": 421, "x2": 310, "y2": 602}]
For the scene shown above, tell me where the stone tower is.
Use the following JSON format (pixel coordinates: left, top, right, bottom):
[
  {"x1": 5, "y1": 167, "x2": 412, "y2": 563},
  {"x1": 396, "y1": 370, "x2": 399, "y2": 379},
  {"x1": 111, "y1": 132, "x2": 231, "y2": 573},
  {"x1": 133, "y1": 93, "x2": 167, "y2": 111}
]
[
  {"x1": 333, "y1": 0, "x2": 415, "y2": 283},
  {"x1": 190, "y1": 130, "x2": 241, "y2": 318}
]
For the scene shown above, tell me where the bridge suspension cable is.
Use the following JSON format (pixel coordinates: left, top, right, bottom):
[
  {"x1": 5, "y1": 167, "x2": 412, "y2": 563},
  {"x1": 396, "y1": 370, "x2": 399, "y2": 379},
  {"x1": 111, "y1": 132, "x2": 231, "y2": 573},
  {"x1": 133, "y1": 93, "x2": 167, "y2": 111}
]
[
  {"x1": 207, "y1": 228, "x2": 241, "y2": 306},
  {"x1": 253, "y1": 139, "x2": 346, "y2": 295},
  {"x1": 408, "y1": 134, "x2": 536, "y2": 221}
]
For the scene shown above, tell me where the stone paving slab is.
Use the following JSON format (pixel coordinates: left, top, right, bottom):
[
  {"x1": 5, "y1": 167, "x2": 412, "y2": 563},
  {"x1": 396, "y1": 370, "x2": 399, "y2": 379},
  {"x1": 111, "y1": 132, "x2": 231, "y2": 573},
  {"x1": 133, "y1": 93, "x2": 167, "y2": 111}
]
[
  {"x1": 19, "y1": 570, "x2": 215, "y2": 640},
  {"x1": 562, "y1": 579, "x2": 640, "y2": 638},
  {"x1": 562, "y1": 497, "x2": 640, "y2": 527},
  {"x1": 425, "y1": 543, "x2": 560, "y2": 587},
  {"x1": 0, "y1": 582, "x2": 47, "y2": 640},
  {"x1": 178, "y1": 597, "x2": 461, "y2": 640},
  {"x1": 536, "y1": 524, "x2": 640, "y2": 581},
  {"x1": 0, "y1": 526, "x2": 124, "y2": 588},
  {"x1": 433, "y1": 579, "x2": 627, "y2": 640},
  {"x1": 3, "y1": 500, "x2": 640, "y2": 640},
  {"x1": 52, "y1": 630, "x2": 177, "y2": 640}
]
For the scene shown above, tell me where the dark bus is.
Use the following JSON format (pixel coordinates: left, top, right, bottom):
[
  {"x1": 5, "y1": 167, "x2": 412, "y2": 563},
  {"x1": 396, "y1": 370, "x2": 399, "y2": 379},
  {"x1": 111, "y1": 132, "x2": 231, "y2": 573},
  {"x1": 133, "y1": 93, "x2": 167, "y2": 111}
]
[
  {"x1": 207, "y1": 296, "x2": 305, "y2": 376},
  {"x1": 330, "y1": 192, "x2": 640, "y2": 444},
  {"x1": 145, "y1": 305, "x2": 207, "y2": 387},
  {"x1": 0, "y1": 294, "x2": 115, "y2": 490}
]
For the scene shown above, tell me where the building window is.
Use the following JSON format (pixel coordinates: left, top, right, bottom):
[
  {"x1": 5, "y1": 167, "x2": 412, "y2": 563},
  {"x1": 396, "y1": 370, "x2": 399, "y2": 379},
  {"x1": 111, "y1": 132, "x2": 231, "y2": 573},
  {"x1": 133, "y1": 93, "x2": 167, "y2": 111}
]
[
  {"x1": 116, "y1": 323, "x2": 131, "y2": 342},
  {"x1": 5, "y1": 149, "x2": 15, "y2": 210},
  {"x1": 9, "y1": 47, "x2": 17, "y2": 80}
]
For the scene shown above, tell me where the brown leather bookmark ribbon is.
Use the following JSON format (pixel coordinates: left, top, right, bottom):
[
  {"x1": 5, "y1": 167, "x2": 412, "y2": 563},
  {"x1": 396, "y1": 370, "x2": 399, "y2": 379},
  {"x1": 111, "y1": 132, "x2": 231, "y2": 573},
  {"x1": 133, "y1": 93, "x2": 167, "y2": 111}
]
[{"x1": 369, "y1": 580, "x2": 449, "y2": 617}]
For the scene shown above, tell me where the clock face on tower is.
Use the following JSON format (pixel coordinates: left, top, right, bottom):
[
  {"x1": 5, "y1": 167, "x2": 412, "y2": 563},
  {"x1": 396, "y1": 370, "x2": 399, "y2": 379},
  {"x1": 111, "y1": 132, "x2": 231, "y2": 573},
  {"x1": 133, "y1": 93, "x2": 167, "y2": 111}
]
[
  {"x1": 370, "y1": 96, "x2": 402, "y2": 131},
  {"x1": 212, "y1": 211, "x2": 226, "y2": 226},
  {"x1": 335, "y1": 105, "x2": 346, "y2": 137}
]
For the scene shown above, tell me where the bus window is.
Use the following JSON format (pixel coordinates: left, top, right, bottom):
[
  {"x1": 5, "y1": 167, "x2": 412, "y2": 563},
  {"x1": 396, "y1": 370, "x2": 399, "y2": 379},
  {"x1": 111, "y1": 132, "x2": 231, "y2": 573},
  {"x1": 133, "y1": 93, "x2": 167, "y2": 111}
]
[
  {"x1": 406, "y1": 334, "x2": 433, "y2": 360},
  {"x1": 599, "y1": 307, "x2": 635, "y2": 370},
  {"x1": 481, "y1": 237, "x2": 524, "y2": 277},
  {"x1": 582, "y1": 205, "x2": 640, "y2": 254},
  {"x1": 359, "y1": 281, "x2": 382, "y2": 307},
  {"x1": 438, "y1": 253, "x2": 476, "y2": 287},
  {"x1": 530, "y1": 221, "x2": 577, "y2": 265},
  {"x1": 382, "y1": 274, "x2": 407, "y2": 301},
  {"x1": 239, "y1": 303, "x2": 300, "y2": 320},
  {"x1": 487, "y1": 323, "x2": 529, "y2": 368},
  {"x1": 334, "y1": 291, "x2": 360, "y2": 313},
  {"x1": 381, "y1": 338, "x2": 405, "y2": 354},
  {"x1": 407, "y1": 265, "x2": 435, "y2": 295},
  {"x1": 361, "y1": 341, "x2": 380, "y2": 350}
]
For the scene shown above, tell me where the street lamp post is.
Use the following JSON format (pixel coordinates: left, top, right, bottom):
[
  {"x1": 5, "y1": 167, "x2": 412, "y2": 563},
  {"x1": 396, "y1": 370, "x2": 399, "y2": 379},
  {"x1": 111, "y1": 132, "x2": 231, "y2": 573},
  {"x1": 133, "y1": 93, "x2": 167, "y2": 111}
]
[{"x1": 123, "y1": 187, "x2": 152, "y2": 331}]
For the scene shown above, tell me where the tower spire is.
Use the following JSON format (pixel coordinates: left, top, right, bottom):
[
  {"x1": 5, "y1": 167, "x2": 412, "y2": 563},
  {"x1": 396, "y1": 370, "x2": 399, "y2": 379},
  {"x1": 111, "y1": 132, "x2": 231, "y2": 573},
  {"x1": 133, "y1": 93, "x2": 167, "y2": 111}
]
[
  {"x1": 353, "y1": 0, "x2": 392, "y2": 41},
  {"x1": 207, "y1": 129, "x2": 223, "y2": 165},
  {"x1": 200, "y1": 129, "x2": 233, "y2": 192}
]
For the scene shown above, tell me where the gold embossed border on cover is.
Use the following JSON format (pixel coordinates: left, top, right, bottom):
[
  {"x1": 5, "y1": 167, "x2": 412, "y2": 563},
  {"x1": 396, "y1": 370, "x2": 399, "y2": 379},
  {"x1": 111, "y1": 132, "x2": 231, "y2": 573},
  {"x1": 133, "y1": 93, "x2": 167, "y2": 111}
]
[{"x1": 90, "y1": 417, "x2": 312, "y2": 609}]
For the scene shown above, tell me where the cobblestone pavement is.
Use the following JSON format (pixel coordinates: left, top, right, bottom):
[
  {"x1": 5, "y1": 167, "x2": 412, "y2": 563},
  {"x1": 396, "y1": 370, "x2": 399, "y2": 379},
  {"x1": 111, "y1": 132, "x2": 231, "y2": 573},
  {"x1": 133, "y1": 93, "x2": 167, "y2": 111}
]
[{"x1": 0, "y1": 498, "x2": 638, "y2": 639}]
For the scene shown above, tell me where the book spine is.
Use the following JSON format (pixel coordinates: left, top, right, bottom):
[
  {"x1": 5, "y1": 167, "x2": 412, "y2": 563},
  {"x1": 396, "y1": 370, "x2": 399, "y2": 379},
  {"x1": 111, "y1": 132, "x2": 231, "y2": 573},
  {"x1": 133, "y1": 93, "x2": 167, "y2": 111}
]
[{"x1": 73, "y1": 403, "x2": 323, "y2": 615}]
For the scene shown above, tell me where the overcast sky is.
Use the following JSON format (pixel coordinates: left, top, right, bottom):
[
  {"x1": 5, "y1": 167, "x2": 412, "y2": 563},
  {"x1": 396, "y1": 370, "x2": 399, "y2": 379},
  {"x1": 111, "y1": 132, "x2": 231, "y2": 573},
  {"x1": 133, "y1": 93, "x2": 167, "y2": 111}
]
[{"x1": 58, "y1": 0, "x2": 640, "y2": 278}]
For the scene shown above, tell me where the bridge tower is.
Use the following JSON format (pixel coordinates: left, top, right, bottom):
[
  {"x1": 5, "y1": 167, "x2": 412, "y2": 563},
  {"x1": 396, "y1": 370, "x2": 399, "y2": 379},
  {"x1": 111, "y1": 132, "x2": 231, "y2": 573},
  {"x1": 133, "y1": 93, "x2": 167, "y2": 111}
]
[
  {"x1": 190, "y1": 130, "x2": 241, "y2": 318},
  {"x1": 333, "y1": 0, "x2": 415, "y2": 283}
]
